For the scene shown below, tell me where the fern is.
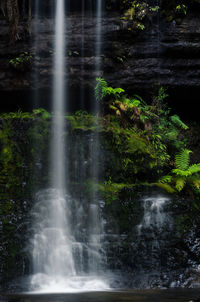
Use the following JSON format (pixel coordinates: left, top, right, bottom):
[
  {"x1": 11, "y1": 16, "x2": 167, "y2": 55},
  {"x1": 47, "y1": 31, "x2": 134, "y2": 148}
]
[
  {"x1": 105, "y1": 87, "x2": 125, "y2": 97},
  {"x1": 123, "y1": 98, "x2": 141, "y2": 108},
  {"x1": 159, "y1": 175, "x2": 172, "y2": 184},
  {"x1": 172, "y1": 169, "x2": 192, "y2": 177},
  {"x1": 190, "y1": 176, "x2": 200, "y2": 190},
  {"x1": 175, "y1": 149, "x2": 192, "y2": 171},
  {"x1": 188, "y1": 164, "x2": 200, "y2": 174},
  {"x1": 165, "y1": 128, "x2": 179, "y2": 141},
  {"x1": 95, "y1": 78, "x2": 108, "y2": 101},
  {"x1": 95, "y1": 78, "x2": 125, "y2": 101},
  {"x1": 155, "y1": 182, "x2": 175, "y2": 193},
  {"x1": 175, "y1": 177, "x2": 186, "y2": 192},
  {"x1": 159, "y1": 149, "x2": 200, "y2": 193},
  {"x1": 170, "y1": 115, "x2": 189, "y2": 130},
  {"x1": 133, "y1": 94, "x2": 146, "y2": 106}
]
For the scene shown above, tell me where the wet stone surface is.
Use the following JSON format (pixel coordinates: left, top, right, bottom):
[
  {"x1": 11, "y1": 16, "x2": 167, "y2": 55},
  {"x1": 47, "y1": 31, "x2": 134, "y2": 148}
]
[{"x1": 1, "y1": 289, "x2": 200, "y2": 302}]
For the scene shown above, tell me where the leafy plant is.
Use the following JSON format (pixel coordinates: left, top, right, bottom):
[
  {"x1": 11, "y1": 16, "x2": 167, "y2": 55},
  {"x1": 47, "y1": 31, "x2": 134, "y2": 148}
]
[
  {"x1": 176, "y1": 4, "x2": 187, "y2": 15},
  {"x1": 170, "y1": 115, "x2": 188, "y2": 130},
  {"x1": 159, "y1": 149, "x2": 200, "y2": 193},
  {"x1": 95, "y1": 78, "x2": 125, "y2": 102},
  {"x1": 9, "y1": 52, "x2": 33, "y2": 71},
  {"x1": 33, "y1": 108, "x2": 51, "y2": 119},
  {"x1": 95, "y1": 78, "x2": 108, "y2": 101},
  {"x1": 68, "y1": 110, "x2": 100, "y2": 131}
]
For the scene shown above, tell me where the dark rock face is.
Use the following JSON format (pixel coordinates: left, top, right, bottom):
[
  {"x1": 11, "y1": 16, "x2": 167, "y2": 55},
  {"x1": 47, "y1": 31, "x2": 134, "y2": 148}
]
[
  {"x1": 104, "y1": 192, "x2": 200, "y2": 289},
  {"x1": 0, "y1": 12, "x2": 200, "y2": 99}
]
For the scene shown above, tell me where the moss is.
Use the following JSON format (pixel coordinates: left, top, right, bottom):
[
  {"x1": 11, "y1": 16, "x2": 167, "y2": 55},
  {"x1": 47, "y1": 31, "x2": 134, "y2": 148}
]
[
  {"x1": 67, "y1": 110, "x2": 102, "y2": 131},
  {"x1": 0, "y1": 111, "x2": 52, "y2": 281}
]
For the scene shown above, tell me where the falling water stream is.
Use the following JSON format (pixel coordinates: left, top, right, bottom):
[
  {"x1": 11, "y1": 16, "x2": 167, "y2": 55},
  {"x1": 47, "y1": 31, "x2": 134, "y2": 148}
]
[{"x1": 30, "y1": 0, "x2": 109, "y2": 293}]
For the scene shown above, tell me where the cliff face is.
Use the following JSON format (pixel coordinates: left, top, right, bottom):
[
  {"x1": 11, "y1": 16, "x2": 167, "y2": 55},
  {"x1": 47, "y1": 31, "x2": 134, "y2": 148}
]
[{"x1": 0, "y1": 11, "x2": 200, "y2": 113}]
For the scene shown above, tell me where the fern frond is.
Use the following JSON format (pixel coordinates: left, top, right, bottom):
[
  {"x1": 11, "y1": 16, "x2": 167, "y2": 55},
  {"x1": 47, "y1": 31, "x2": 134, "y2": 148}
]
[
  {"x1": 155, "y1": 182, "x2": 175, "y2": 193},
  {"x1": 172, "y1": 169, "x2": 191, "y2": 177},
  {"x1": 175, "y1": 149, "x2": 192, "y2": 171},
  {"x1": 165, "y1": 128, "x2": 178, "y2": 140},
  {"x1": 124, "y1": 98, "x2": 141, "y2": 108},
  {"x1": 133, "y1": 94, "x2": 146, "y2": 106},
  {"x1": 95, "y1": 78, "x2": 108, "y2": 101},
  {"x1": 188, "y1": 175, "x2": 200, "y2": 189},
  {"x1": 170, "y1": 115, "x2": 189, "y2": 130},
  {"x1": 192, "y1": 179, "x2": 200, "y2": 190},
  {"x1": 188, "y1": 164, "x2": 200, "y2": 174},
  {"x1": 105, "y1": 87, "x2": 125, "y2": 97},
  {"x1": 175, "y1": 177, "x2": 186, "y2": 192},
  {"x1": 159, "y1": 175, "x2": 172, "y2": 184}
]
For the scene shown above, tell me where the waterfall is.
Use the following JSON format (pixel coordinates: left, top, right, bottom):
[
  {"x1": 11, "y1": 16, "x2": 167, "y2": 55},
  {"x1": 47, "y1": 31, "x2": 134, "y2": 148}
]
[
  {"x1": 29, "y1": 0, "x2": 109, "y2": 293},
  {"x1": 137, "y1": 196, "x2": 171, "y2": 234},
  {"x1": 136, "y1": 196, "x2": 173, "y2": 275},
  {"x1": 51, "y1": 0, "x2": 66, "y2": 191},
  {"x1": 87, "y1": 0, "x2": 105, "y2": 275},
  {"x1": 95, "y1": 0, "x2": 103, "y2": 77},
  {"x1": 32, "y1": 0, "x2": 40, "y2": 108},
  {"x1": 30, "y1": 0, "x2": 75, "y2": 291}
]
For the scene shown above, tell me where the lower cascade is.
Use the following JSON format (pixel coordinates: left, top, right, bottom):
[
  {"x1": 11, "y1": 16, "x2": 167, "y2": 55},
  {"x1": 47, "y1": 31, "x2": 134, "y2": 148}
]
[
  {"x1": 30, "y1": 189, "x2": 109, "y2": 293},
  {"x1": 137, "y1": 196, "x2": 172, "y2": 235}
]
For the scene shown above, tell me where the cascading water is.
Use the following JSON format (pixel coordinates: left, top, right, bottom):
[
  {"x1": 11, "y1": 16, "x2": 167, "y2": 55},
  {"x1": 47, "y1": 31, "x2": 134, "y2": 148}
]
[
  {"x1": 95, "y1": 0, "x2": 103, "y2": 77},
  {"x1": 135, "y1": 195, "x2": 173, "y2": 282},
  {"x1": 31, "y1": 0, "x2": 75, "y2": 291},
  {"x1": 32, "y1": 0, "x2": 40, "y2": 107},
  {"x1": 137, "y1": 196, "x2": 171, "y2": 235},
  {"x1": 87, "y1": 0, "x2": 105, "y2": 275},
  {"x1": 30, "y1": 0, "x2": 109, "y2": 293}
]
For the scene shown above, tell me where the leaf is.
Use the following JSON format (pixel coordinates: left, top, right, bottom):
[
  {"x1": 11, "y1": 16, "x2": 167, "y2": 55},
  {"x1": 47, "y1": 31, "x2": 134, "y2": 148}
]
[
  {"x1": 159, "y1": 175, "x2": 172, "y2": 183},
  {"x1": 170, "y1": 115, "x2": 189, "y2": 130},
  {"x1": 172, "y1": 169, "x2": 191, "y2": 177},
  {"x1": 133, "y1": 94, "x2": 146, "y2": 106},
  {"x1": 175, "y1": 149, "x2": 192, "y2": 171},
  {"x1": 175, "y1": 177, "x2": 185, "y2": 192},
  {"x1": 189, "y1": 175, "x2": 200, "y2": 189},
  {"x1": 155, "y1": 182, "x2": 175, "y2": 193},
  {"x1": 188, "y1": 164, "x2": 200, "y2": 174},
  {"x1": 95, "y1": 78, "x2": 108, "y2": 101}
]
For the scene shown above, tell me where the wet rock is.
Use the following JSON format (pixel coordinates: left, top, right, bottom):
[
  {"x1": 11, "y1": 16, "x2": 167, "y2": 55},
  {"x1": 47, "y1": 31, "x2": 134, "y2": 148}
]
[{"x1": 0, "y1": 12, "x2": 200, "y2": 94}]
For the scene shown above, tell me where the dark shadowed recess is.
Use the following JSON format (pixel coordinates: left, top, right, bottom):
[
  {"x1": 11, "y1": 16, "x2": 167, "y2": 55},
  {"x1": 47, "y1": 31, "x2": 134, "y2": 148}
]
[
  {"x1": 0, "y1": 85, "x2": 199, "y2": 122},
  {"x1": 0, "y1": 87, "x2": 94, "y2": 114}
]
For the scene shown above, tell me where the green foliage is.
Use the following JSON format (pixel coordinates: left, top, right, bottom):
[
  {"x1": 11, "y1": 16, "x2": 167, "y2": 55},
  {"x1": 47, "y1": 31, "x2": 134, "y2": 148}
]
[
  {"x1": 95, "y1": 78, "x2": 125, "y2": 102},
  {"x1": 0, "y1": 110, "x2": 33, "y2": 119},
  {"x1": 33, "y1": 108, "x2": 51, "y2": 119},
  {"x1": 95, "y1": 78, "x2": 108, "y2": 101},
  {"x1": 176, "y1": 4, "x2": 188, "y2": 15},
  {"x1": 99, "y1": 179, "x2": 131, "y2": 204},
  {"x1": 174, "y1": 149, "x2": 191, "y2": 171},
  {"x1": 155, "y1": 182, "x2": 176, "y2": 194},
  {"x1": 170, "y1": 115, "x2": 188, "y2": 130},
  {"x1": 159, "y1": 149, "x2": 200, "y2": 193},
  {"x1": 103, "y1": 117, "x2": 163, "y2": 182},
  {"x1": 121, "y1": 0, "x2": 149, "y2": 31},
  {"x1": 157, "y1": 86, "x2": 169, "y2": 102},
  {"x1": 9, "y1": 52, "x2": 33, "y2": 71},
  {"x1": 149, "y1": 6, "x2": 160, "y2": 12},
  {"x1": 68, "y1": 110, "x2": 100, "y2": 131},
  {"x1": 0, "y1": 109, "x2": 51, "y2": 120},
  {"x1": 103, "y1": 81, "x2": 189, "y2": 169},
  {"x1": 0, "y1": 120, "x2": 24, "y2": 199}
]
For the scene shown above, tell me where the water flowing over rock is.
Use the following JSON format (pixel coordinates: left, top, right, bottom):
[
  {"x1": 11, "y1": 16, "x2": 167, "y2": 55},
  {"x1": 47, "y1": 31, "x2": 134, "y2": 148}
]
[
  {"x1": 0, "y1": 0, "x2": 200, "y2": 295},
  {"x1": 29, "y1": 0, "x2": 109, "y2": 293}
]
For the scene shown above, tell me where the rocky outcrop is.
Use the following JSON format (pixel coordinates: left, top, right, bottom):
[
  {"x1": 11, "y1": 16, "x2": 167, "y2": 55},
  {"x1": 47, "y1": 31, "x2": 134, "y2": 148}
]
[{"x1": 0, "y1": 12, "x2": 200, "y2": 93}]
